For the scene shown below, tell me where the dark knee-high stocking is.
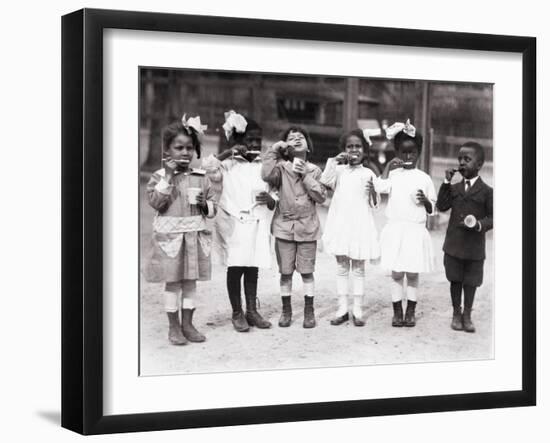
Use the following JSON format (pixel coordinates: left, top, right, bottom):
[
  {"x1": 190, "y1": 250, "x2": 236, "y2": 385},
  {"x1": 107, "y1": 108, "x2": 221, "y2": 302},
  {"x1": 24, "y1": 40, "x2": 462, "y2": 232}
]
[
  {"x1": 450, "y1": 281, "x2": 463, "y2": 330},
  {"x1": 462, "y1": 285, "x2": 477, "y2": 333},
  {"x1": 226, "y1": 267, "x2": 249, "y2": 332},
  {"x1": 450, "y1": 282, "x2": 463, "y2": 311},
  {"x1": 244, "y1": 267, "x2": 271, "y2": 328}
]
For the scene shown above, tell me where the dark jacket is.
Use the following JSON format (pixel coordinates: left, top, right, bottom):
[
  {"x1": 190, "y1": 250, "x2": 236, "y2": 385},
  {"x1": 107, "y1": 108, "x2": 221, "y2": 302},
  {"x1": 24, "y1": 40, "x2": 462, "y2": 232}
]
[{"x1": 436, "y1": 178, "x2": 493, "y2": 260}]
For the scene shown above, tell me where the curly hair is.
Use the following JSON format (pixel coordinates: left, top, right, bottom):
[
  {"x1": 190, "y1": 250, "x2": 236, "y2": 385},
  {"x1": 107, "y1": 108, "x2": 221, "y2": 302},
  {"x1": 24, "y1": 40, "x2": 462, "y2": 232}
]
[
  {"x1": 281, "y1": 126, "x2": 314, "y2": 153},
  {"x1": 162, "y1": 121, "x2": 202, "y2": 158},
  {"x1": 339, "y1": 129, "x2": 371, "y2": 153}
]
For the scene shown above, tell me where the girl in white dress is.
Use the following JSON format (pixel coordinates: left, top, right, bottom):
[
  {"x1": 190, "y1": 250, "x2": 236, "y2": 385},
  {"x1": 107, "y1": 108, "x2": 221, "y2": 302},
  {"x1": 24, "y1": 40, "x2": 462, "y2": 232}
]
[
  {"x1": 321, "y1": 129, "x2": 380, "y2": 326},
  {"x1": 203, "y1": 111, "x2": 275, "y2": 332},
  {"x1": 374, "y1": 120, "x2": 436, "y2": 328}
]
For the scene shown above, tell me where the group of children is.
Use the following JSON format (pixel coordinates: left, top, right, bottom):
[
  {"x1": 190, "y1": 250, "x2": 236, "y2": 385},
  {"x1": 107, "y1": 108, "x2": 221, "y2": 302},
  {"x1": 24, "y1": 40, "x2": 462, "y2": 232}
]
[{"x1": 144, "y1": 112, "x2": 493, "y2": 345}]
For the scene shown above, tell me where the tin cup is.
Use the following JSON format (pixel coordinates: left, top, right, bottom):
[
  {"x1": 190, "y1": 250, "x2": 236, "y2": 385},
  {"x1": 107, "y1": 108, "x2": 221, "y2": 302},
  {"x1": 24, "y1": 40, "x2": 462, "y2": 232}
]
[
  {"x1": 464, "y1": 214, "x2": 477, "y2": 228},
  {"x1": 292, "y1": 157, "x2": 305, "y2": 173},
  {"x1": 187, "y1": 187, "x2": 201, "y2": 204}
]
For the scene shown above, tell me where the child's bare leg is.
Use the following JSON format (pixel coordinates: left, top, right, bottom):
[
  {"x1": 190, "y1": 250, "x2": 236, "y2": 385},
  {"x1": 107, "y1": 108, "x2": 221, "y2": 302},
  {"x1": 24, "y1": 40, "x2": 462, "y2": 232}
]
[
  {"x1": 404, "y1": 272, "x2": 418, "y2": 327},
  {"x1": 391, "y1": 272, "x2": 405, "y2": 327},
  {"x1": 181, "y1": 279, "x2": 205, "y2": 342},
  {"x1": 462, "y1": 285, "x2": 477, "y2": 333},
  {"x1": 279, "y1": 273, "x2": 293, "y2": 327},
  {"x1": 351, "y1": 259, "x2": 366, "y2": 326},
  {"x1": 333, "y1": 256, "x2": 350, "y2": 322},
  {"x1": 280, "y1": 273, "x2": 293, "y2": 297},
  {"x1": 450, "y1": 282, "x2": 463, "y2": 330},
  {"x1": 164, "y1": 281, "x2": 186, "y2": 345},
  {"x1": 301, "y1": 273, "x2": 316, "y2": 328}
]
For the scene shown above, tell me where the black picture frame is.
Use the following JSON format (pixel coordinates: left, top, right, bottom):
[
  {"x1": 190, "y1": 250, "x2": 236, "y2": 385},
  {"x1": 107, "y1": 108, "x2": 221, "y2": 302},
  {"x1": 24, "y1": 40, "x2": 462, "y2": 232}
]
[{"x1": 61, "y1": 8, "x2": 536, "y2": 435}]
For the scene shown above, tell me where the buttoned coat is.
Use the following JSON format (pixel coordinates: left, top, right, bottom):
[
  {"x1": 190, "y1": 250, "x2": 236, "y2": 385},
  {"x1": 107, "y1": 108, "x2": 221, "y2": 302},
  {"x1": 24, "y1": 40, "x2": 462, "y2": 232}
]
[{"x1": 436, "y1": 178, "x2": 493, "y2": 261}]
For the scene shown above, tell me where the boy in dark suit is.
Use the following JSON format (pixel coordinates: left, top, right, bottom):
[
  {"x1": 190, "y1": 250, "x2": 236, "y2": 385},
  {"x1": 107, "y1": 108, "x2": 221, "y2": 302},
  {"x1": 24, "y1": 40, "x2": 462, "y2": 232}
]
[{"x1": 436, "y1": 142, "x2": 493, "y2": 333}]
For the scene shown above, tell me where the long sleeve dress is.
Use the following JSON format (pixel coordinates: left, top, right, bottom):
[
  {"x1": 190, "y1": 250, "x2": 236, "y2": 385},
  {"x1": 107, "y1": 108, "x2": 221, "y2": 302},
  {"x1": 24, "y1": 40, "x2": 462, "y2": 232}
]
[
  {"x1": 143, "y1": 168, "x2": 217, "y2": 283},
  {"x1": 320, "y1": 158, "x2": 380, "y2": 260}
]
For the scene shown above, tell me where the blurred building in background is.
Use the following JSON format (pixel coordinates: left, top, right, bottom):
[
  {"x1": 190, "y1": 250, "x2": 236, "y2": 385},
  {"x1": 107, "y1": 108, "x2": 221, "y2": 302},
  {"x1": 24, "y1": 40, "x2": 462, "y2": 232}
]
[{"x1": 140, "y1": 68, "x2": 492, "y2": 175}]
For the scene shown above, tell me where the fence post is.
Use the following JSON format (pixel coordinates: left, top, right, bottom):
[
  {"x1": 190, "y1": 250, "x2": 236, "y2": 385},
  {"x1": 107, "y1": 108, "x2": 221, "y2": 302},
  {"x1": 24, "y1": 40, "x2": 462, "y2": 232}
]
[{"x1": 343, "y1": 78, "x2": 359, "y2": 132}]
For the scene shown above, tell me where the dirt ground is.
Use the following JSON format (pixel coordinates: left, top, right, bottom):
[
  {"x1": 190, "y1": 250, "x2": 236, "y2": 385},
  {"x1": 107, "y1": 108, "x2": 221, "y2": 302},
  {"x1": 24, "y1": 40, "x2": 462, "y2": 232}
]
[{"x1": 139, "y1": 169, "x2": 494, "y2": 376}]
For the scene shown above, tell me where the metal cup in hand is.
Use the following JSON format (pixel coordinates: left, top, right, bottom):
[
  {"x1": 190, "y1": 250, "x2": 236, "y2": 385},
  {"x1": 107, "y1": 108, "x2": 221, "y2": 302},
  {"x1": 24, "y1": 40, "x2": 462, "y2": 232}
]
[{"x1": 464, "y1": 214, "x2": 477, "y2": 228}]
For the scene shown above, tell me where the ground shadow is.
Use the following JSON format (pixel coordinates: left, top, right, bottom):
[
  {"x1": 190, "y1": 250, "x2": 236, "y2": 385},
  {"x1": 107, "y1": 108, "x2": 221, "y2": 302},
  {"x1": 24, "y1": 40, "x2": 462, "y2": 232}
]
[{"x1": 36, "y1": 410, "x2": 60, "y2": 426}]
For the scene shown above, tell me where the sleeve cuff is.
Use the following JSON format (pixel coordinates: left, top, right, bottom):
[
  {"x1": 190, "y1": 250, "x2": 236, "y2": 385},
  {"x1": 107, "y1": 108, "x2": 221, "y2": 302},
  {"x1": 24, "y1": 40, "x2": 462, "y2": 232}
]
[
  {"x1": 301, "y1": 174, "x2": 314, "y2": 187},
  {"x1": 155, "y1": 178, "x2": 173, "y2": 195}
]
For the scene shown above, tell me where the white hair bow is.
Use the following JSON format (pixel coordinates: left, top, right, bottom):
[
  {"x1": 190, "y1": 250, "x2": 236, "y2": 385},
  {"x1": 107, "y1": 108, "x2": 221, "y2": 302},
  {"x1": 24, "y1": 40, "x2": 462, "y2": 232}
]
[
  {"x1": 362, "y1": 128, "x2": 381, "y2": 146},
  {"x1": 222, "y1": 110, "x2": 248, "y2": 140},
  {"x1": 385, "y1": 118, "x2": 416, "y2": 140},
  {"x1": 182, "y1": 114, "x2": 207, "y2": 135}
]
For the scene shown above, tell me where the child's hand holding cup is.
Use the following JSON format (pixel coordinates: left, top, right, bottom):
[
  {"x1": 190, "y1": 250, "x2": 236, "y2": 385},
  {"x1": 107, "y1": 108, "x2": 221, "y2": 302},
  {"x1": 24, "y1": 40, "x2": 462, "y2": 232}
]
[
  {"x1": 188, "y1": 187, "x2": 203, "y2": 206},
  {"x1": 461, "y1": 214, "x2": 479, "y2": 230},
  {"x1": 292, "y1": 157, "x2": 306, "y2": 176}
]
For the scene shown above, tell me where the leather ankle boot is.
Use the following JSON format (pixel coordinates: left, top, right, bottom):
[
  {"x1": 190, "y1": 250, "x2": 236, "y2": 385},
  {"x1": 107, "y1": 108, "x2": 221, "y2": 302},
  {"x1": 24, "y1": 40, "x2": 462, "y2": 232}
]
[
  {"x1": 392, "y1": 301, "x2": 404, "y2": 327},
  {"x1": 245, "y1": 294, "x2": 272, "y2": 328},
  {"x1": 167, "y1": 312, "x2": 187, "y2": 345},
  {"x1": 228, "y1": 286, "x2": 249, "y2": 332},
  {"x1": 303, "y1": 296, "x2": 316, "y2": 328},
  {"x1": 232, "y1": 310, "x2": 249, "y2": 332},
  {"x1": 404, "y1": 300, "x2": 417, "y2": 327},
  {"x1": 181, "y1": 308, "x2": 206, "y2": 342},
  {"x1": 462, "y1": 308, "x2": 476, "y2": 333},
  {"x1": 451, "y1": 307, "x2": 463, "y2": 331},
  {"x1": 279, "y1": 296, "x2": 292, "y2": 327}
]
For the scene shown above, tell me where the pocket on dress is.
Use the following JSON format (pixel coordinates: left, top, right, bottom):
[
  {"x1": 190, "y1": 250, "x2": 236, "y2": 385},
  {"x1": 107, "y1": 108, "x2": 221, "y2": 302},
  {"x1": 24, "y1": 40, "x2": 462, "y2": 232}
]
[{"x1": 154, "y1": 232, "x2": 184, "y2": 258}]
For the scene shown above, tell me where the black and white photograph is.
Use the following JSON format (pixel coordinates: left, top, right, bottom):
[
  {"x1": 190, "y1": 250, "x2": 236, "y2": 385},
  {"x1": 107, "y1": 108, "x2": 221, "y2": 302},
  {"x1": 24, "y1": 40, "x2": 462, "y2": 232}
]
[
  {"x1": 138, "y1": 68, "x2": 494, "y2": 376},
  {"x1": 2, "y1": 0, "x2": 545, "y2": 440}
]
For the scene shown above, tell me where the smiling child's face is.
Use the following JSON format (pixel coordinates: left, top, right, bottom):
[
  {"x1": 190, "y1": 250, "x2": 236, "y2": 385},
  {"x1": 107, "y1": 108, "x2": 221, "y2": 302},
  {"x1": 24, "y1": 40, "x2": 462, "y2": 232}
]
[
  {"x1": 397, "y1": 140, "x2": 419, "y2": 168},
  {"x1": 458, "y1": 146, "x2": 482, "y2": 179},
  {"x1": 167, "y1": 133, "x2": 195, "y2": 167},
  {"x1": 286, "y1": 131, "x2": 308, "y2": 154},
  {"x1": 344, "y1": 135, "x2": 364, "y2": 165}
]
